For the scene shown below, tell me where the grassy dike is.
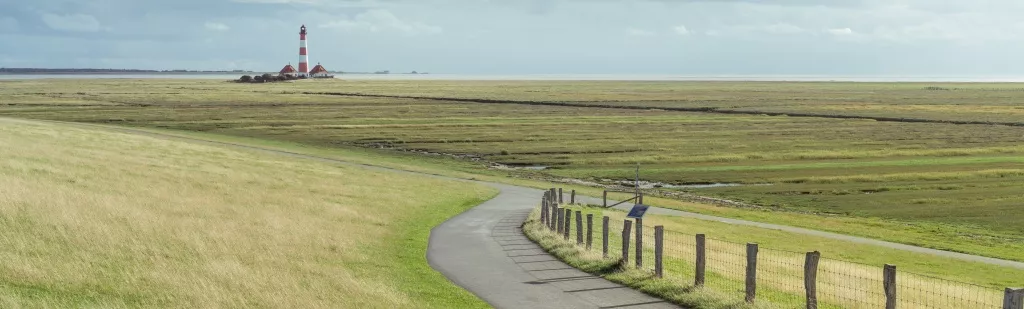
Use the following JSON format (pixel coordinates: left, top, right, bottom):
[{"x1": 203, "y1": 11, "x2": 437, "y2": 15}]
[{"x1": 0, "y1": 118, "x2": 496, "y2": 308}]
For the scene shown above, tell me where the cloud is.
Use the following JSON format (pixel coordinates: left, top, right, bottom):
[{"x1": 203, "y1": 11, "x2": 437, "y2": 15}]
[
  {"x1": 230, "y1": 0, "x2": 321, "y2": 4},
  {"x1": 205, "y1": 22, "x2": 230, "y2": 31},
  {"x1": 673, "y1": 25, "x2": 690, "y2": 35},
  {"x1": 41, "y1": 13, "x2": 103, "y2": 32},
  {"x1": 627, "y1": 28, "x2": 656, "y2": 37},
  {"x1": 762, "y1": 23, "x2": 805, "y2": 34},
  {"x1": 886, "y1": 22, "x2": 966, "y2": 41},
  {"x1": 0, "y1": 17, "x2": 18, "y2": 33},
  {"x1": 710, "y1": 23, "x2": 808, "y2": 37},
  {"x1": 229, "y1": 0, "x2": 389, "y2": 8},
  {"x1": 827, "y1": 27, "x2": 854, "y2": 36},
  {"x1": 320, "y1": 9, "x2": 441, "y2": 35}
]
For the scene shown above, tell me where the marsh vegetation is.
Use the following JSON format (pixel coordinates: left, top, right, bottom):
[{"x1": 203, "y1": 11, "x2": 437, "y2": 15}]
[{"x1": 3, "y1": 79, "x2": 1023, "y2": 263}]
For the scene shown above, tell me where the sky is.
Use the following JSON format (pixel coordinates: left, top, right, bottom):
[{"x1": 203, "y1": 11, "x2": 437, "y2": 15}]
[{"x1": 1, "y1": 0, "x2": 1024, "y2": 75}]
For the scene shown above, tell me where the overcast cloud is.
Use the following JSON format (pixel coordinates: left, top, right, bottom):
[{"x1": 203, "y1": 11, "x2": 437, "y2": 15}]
[{"x1": 1, "y1": 0, "x2": 1023, "y2": 74}]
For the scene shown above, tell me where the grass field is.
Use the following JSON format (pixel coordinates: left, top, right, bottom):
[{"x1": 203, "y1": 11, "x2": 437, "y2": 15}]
[
  {"x1": 0, "y1": 118, "x2": 496, "y2": 308},
  {"x1": 525, "y1": 204, "x2": 1022, "y2": 309},
  {"x1": 2, "y1": 79, "x2": 1024, "y2": 264}
]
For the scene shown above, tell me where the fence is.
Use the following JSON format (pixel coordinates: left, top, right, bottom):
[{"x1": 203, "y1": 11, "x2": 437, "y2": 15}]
[
  {"x1": 601, "y1": 189, "x2": 643, "y2": 208},
  {"x1": 536, "y1": 189, "x2": 1024, "y2": 309}
]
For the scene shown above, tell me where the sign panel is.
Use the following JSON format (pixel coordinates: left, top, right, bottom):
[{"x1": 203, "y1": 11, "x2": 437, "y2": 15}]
[{"x1": 626, "y1": 204, "x2": 650, "y2": 219}]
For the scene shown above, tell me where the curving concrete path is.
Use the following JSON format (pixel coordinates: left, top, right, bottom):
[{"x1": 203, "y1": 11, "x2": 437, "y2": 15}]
[
  {"x1": 426, "y1": 183, "x2": 678, "y2": 308},
  {"x1": 40, "y1": 119, "x2": 1024, "y2": 309}
]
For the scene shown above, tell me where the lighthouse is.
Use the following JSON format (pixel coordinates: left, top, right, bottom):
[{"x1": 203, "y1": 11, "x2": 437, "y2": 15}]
[{"x1": 298, "y1": 25, "x2": 309, "y2": 77}]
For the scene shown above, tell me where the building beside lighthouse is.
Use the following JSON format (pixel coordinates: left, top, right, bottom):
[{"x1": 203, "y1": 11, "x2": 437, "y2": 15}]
[
  {"x1": 309, "y1": 63, "x2": 331, "y2": 78},
  {"x1": 279, "y1": 64, "x2": 298, "y2": 77}
]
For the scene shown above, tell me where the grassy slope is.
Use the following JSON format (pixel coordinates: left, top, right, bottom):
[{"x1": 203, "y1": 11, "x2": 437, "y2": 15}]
[{"x1": 0, "y1": 118, "x2": 496, "y2": 308}]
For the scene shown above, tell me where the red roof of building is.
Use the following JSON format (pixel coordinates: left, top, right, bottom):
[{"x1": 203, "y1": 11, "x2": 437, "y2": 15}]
[
  {"x1": 280, "y1": 64, "x2": 297, "y2": 74},
  {"x1": 309, "y1": 63, "x2": 328, "y2": 74}
]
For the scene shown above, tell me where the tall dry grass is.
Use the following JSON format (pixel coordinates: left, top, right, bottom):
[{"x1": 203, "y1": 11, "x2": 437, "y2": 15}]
[{"x1": 0, "y1": 118, "x2": 493, "y2": 308}]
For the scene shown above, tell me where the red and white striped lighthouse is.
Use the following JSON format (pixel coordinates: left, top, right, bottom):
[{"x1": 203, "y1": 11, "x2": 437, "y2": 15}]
[{"x1": 298, "y1": 25, "x2": 309, "y2": 77}]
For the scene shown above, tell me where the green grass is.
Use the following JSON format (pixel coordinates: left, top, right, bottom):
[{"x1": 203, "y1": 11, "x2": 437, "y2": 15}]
[
  {"x1": 87, "y1": 121, "x2": 1024, "y2": 265},
  {"x1": 0, "y1": 118, "x2": 496, "y2": 308},
  {"x1": 3, "y1": 79, "x2": 1024, "y2": 264},
  {"x1": 529, "y1": 204, "x2": 1016, "y2": 308}
]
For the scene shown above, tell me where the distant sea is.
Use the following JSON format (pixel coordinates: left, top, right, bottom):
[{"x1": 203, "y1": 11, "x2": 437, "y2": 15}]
[{"x1": 3, "y1": 73, "x2": 1024, "y2": 82}]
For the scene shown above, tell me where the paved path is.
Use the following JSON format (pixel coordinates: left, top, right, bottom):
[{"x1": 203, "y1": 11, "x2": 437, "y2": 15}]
[
  {"x1": 427, "y1": 183, "x2": 678, "y2": 308},
  {"x1": 39, "y1": 119, "x2": 1024, "y2": 308}
]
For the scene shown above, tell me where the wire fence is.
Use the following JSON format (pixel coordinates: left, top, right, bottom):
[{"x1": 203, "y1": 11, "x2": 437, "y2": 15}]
[
  {"x1": 532, "y1": 190, "x2": 1022, "y2": 309},
  {"x1": 898, "y1": 271, "x2": 1003, "y2": 309},
  {"x1": 818, "y1": 257, "x2": 886, "y2": 308}
]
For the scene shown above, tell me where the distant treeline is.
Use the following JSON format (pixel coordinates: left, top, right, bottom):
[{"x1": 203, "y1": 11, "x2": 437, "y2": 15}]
[{"x1": 0, "y1": 68, "x2": 252, "y2": 74}]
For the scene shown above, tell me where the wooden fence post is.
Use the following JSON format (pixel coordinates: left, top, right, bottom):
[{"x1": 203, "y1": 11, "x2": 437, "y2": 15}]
[
  {"x1": 556, "y1": 205, "x2": 563, "y2": 234},
  {"x1": 638, "y1": 192, "x2": 643, "y2": 204},
  {"x1": 550, "y1": 204, "x2": 558, "y2": 231},
  {"x1": 746, "y1": 243, "x2": 758, "y2": 303},
  {"x1": 622, "y1": 220, "x2": 632, "y2": 264},
  {"x1": 545, "y1": 203, "x2": 551, "y2": 230},
  {"x1": 575, "y1": 211, "x2": 583, "y2": 245},
  {"x1": 603, "y1": 190, "x2": 608, "y2": 207},
  {"x1": 804, "y1": 251, "x2": 820, "y2": 309},
  {"x1": 654, "y1": 226, "x2": 664, "y2": 278},
  {"x1": 540, "y1": 199, "x2": 546, "y2": 224},
  {"x1": 546, "y1": 201, "x2": 553, "y2": 227},
  {"x1": 602, "y1": 216, "x2": 610, "y2": 258},
  {"x1": 1004, "y1": 288, "x2": 1024, "y2": 309},
  {"x1": 563, "y1": 209, "x2": 571, "y2": 241},
  {"x1": 635, "y1": 218, "x2": 643, "y2": 269},
  {"x1": 549, "y1": 203, "x2": 555, "y2": 230},
  {"x1": 558, "y1": 188, "x2": 563, "y2": 203},
  {"x1": 696, "y1": 234, "x2": 706, "y2": 287},
  {"x1": 884, "y1": 264, "x2": 897, "y2": 309},
  {"x1": 586, "y1": 214, "x2": 593, "y2": 250},
  {"x1": 571, "y1": 190, "x2": 576, "y2": 204}
]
